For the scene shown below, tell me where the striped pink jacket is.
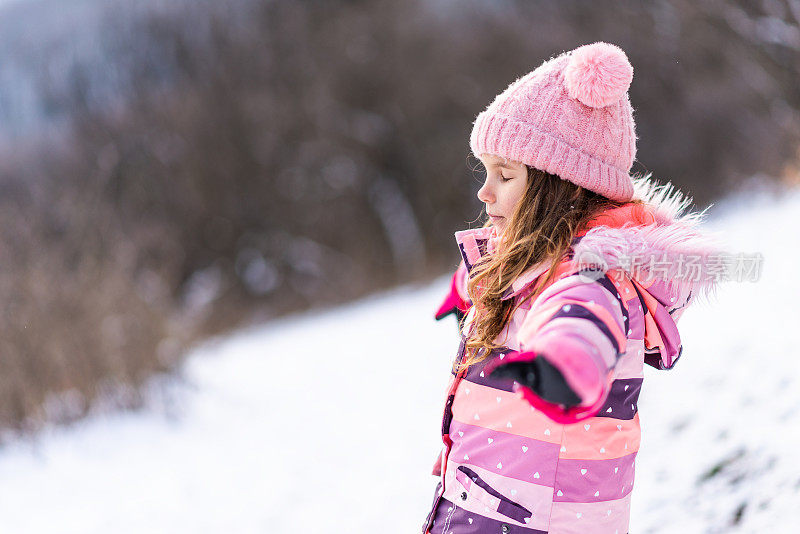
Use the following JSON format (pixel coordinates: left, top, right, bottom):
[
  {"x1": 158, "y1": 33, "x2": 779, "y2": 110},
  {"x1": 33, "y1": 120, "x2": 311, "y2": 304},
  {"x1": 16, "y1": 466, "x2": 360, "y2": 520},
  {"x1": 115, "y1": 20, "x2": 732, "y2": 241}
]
[{"x1": 422, "y1": 197, "x2": 726, "y2": 534}]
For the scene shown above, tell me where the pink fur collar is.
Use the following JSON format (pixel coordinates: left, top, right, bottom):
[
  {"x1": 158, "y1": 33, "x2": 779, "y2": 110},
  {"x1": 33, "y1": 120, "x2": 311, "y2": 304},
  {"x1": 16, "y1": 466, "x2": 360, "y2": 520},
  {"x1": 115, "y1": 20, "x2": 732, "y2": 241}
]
[{"x1": 571, "y1": 175, "x2": 731, "y2": 307}]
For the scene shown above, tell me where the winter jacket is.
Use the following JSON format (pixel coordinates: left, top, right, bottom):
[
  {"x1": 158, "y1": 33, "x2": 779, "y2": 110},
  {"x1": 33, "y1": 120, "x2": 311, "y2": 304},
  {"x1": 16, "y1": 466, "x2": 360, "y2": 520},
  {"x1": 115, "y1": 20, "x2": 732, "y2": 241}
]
[{"x1": 422, "y1": 197, "x2": 726, "y2": 534}]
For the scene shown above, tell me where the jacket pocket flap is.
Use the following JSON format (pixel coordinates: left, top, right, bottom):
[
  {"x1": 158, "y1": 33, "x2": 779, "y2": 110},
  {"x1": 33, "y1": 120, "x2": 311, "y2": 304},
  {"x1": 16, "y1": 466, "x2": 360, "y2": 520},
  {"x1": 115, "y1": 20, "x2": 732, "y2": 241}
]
[{"x1": 455, "y1": 466, "x2": 532, "y2": 523}]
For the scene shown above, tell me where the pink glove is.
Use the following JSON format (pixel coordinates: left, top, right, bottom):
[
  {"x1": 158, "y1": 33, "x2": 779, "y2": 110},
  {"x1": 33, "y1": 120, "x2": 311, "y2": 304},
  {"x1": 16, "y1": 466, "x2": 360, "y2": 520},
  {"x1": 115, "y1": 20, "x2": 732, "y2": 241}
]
[
  {"x1": 485, "y1": 350, "x2": 608, "y2": 424},
  {"x1": 435, "y1": 264, "x2": 471, "y2": 321}
]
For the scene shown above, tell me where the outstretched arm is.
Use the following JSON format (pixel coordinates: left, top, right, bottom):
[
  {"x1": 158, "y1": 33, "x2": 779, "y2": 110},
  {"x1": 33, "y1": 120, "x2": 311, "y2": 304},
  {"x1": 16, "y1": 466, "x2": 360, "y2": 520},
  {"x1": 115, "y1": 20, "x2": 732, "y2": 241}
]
[{"x1": 487, "y1": 271, "x2": 628, "y2": 423}]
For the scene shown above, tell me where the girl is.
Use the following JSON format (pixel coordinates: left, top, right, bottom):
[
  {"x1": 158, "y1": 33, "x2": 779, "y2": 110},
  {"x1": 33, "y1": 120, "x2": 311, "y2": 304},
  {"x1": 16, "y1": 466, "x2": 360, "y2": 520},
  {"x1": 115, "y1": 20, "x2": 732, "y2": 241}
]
[{"x1": 424, "y1": 42, "x2": 728, "y2": 534}]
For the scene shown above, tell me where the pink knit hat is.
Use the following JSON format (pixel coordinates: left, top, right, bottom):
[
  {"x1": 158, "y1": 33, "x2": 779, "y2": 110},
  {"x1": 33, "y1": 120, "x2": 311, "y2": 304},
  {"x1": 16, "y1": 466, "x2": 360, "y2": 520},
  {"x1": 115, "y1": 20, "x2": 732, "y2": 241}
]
[{"x1": 470, "y1": 41, "x2": 637, "y2": 202}]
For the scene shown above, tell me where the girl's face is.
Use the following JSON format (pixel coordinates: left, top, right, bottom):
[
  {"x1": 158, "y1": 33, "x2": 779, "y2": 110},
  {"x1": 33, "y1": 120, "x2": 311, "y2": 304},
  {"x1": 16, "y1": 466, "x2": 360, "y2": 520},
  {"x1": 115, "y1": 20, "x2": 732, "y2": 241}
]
[{"x1": 476, "y1": 153, "x2": 528, "y2": 235}]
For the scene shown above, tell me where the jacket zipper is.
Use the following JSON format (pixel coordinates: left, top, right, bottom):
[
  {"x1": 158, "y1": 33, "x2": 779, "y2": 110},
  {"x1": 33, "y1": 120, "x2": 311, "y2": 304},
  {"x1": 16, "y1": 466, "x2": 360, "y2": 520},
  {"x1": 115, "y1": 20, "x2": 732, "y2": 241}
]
[{"x1": 422, "y1": 337, "x2": 469, "y2": 533}]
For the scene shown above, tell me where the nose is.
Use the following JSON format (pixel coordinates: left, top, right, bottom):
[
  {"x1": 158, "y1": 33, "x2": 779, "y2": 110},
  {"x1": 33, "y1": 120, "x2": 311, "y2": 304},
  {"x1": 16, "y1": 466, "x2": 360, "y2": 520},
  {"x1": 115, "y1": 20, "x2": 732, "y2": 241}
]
[{"x1": 477, "y1": 176, "x2": 494, "y2": 205}]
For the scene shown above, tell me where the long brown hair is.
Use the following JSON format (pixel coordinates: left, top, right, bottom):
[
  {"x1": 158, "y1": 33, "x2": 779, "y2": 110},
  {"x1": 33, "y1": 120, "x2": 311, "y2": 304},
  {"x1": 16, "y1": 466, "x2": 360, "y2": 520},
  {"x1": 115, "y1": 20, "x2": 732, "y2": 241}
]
[{"x1": 455, "y1": 164, "x2": 644, "y2": 374}]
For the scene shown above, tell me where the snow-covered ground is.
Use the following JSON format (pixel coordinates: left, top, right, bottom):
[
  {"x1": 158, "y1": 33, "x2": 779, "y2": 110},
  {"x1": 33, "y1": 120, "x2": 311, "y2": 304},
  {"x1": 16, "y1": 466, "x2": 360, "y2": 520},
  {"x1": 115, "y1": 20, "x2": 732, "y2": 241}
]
[{"x1": 0, "y1": 183, "x2": 796, "y2": 534}]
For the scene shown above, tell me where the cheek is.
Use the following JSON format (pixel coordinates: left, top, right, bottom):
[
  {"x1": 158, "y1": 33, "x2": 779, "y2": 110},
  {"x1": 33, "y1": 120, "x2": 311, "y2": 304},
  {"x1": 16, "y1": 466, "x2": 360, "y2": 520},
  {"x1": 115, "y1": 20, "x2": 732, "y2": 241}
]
[
  {"x1": 510, "y1": 183, "x2": 526, "y2": 208},
  {"x1": 498, "y1": 181, "x2": 527, "y2": 213}
]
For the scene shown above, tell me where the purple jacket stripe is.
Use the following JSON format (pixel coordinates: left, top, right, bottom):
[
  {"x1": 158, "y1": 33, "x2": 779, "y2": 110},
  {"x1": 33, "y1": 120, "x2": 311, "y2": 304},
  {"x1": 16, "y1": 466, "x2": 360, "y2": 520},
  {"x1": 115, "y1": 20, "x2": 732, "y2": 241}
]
[
  {"x1": 544, "y1": 303, "x2": 622, "y2": 354},
  {"x1": 449, "y1": 420, "x2": 559, "y2": 486},
  {"x1": 596, "y1": 378, "x2": 642, "y2": 420},
  {"x1": 554, "y1": 452, "x2": 637, "y2": 502},
  {"x1": 457, "y1": 348, "x2": 518, "y2": 393}
]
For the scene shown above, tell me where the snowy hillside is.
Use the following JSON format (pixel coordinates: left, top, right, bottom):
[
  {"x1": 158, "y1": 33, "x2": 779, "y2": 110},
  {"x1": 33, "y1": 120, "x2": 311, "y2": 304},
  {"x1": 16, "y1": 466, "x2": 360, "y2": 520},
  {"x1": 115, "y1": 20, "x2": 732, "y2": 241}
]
[{"x1": 0, "y1": 183, "x2": 795, "y2": 534}]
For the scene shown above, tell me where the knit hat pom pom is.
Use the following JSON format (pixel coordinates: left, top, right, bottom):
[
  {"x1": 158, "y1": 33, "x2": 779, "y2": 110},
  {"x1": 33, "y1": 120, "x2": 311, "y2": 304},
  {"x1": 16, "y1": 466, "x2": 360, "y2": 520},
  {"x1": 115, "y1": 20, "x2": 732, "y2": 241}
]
[{"x1": 564, "y1": 42, "x2": 633, "y2": 108}]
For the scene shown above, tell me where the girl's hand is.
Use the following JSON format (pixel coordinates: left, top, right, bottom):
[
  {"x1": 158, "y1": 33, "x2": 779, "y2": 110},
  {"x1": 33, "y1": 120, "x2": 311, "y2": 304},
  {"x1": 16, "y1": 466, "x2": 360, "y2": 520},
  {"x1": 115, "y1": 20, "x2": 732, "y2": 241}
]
[{"x1": 486, "y1": 351, "x2": 582, "y2": 409}]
